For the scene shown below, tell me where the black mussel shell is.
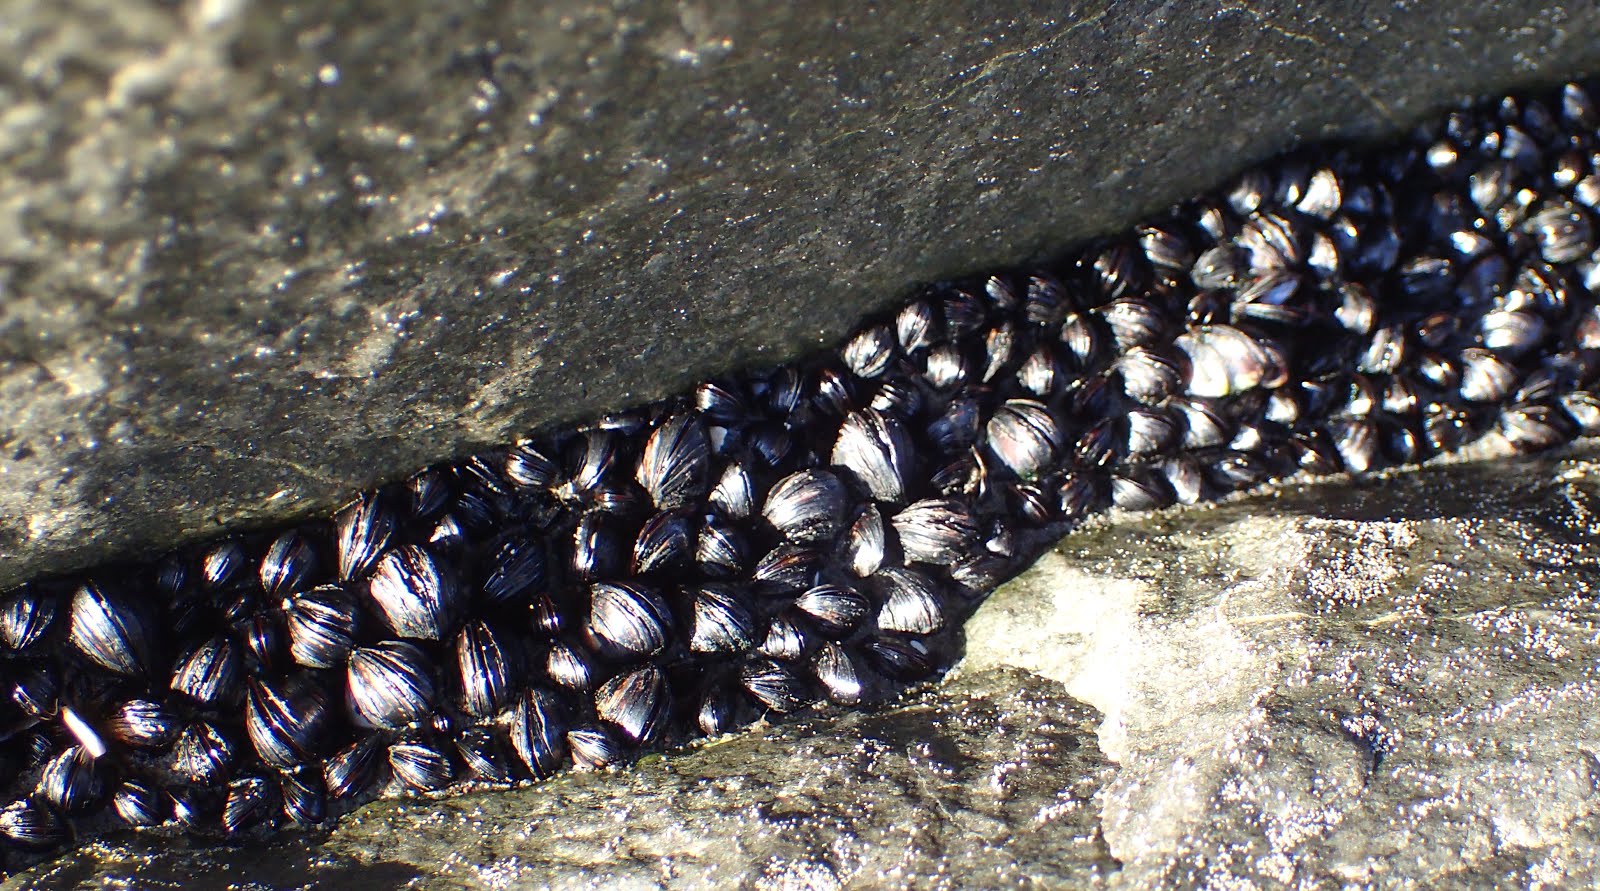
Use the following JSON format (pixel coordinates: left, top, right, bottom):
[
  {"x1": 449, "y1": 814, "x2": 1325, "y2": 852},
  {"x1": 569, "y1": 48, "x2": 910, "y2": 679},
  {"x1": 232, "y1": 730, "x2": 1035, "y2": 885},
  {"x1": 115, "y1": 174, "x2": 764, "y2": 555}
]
[
  {"x1": 739, "y1": 658, "x2": 811, "y2": 713},
  {"x1": 0, "y1": 588, "x2": 56, "y2": 652},
  {"x1": 325, "y1": 735, "x2": 386, "y2": 802},
  {"x1": 365, "y1": 545, "x2": 461, "y2": 642},
  {"x1": 594, "y1": 665, "x2": 670, "y2": 744},
  {"x1": 260, "y1": 530, "x2": 322, "y2": 598},
  {"x1": 636, "y1": 413, "x2": 712, "y2": 511},
  {"x1": 223, "y1": 776, "x2": 279, "y2": 834},
  {"x1": 454, "y1": 620, "x2": 515, "y2": 718},
  {"x1": 170, "y1": 635, "x2": 242, "y2": 707},
  {"x1": 480, "y1": 536, "x2": 547, "y2": 606},
  {"x1": 585, "y1": 582, "x2": 672, "y2": 661},
  {"x1": 566, "y1": 726, "x2": 624, "y2": 770},
  {"x1": 245, "y1": 674, "x2": 334, "y2": 769},
  {"x1": 388, "y1": 741, "x2": 453, "y2": 791},
  {"x1": 793, "y1": 584, "x2": 871, "y2": 636},
  {"x1": 762, "y1": 469, "x2": 848, "y2": 544},
  {"x1": 67, "y1": 582, "x2": 157, "y2": 677},
  {"x1": 113, "y1": 780, "x2": 166, "y2": 827},
  {"x1": 335, "y1": 494, "x2": 396, "y2": 582},
  {"x1": 347, "y1": 640, "x2": 437, "y2": 730},
  {"x1": 173, "y1": 721, "x2": 237, "y2": 786},
  {"x1": 511, "y1": 688, "x2": 569, "y2": 779},
  {"x1": 832, "y1": 409, "x2": 914, "y2": 503},
  {"x1": 37, "y1": 746, "x2": 105, "y2": 814},
  {"x1": 284, "y1": 585, "x2": 361, "y2": 669}
]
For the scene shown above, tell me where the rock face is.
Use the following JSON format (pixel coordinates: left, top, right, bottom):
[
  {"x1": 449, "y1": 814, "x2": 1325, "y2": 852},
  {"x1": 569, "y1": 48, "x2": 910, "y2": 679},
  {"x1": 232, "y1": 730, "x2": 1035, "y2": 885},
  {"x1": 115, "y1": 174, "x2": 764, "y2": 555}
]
[
  {"x1": 5, "y1": 1, "x2": 1600, "y2": 587},
  {"x1": 965, "y1": 447, "x2": 1600, "y2": 888},
  {"x1": 15, "y1": 446, "x2": 1600, "y2": 888}
]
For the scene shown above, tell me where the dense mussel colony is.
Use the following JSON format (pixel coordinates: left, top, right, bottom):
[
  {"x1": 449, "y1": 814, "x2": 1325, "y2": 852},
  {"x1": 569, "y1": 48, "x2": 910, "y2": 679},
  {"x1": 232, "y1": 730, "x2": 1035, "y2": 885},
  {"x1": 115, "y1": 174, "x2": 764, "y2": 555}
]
[{"x1": 5, "y1": 81, "x2": 1600, "y2": 873}]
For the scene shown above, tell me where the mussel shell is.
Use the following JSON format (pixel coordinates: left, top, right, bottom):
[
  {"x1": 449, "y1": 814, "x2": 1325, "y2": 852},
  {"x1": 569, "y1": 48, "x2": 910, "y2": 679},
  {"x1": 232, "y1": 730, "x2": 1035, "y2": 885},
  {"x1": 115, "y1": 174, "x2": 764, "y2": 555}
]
[
  {"x1": 687, "y1": 585, "x2": 759, "y2": 656},
  {"x1": 636, "y1": 413, "x2": 712, "y2": 511},
  {"x1": 0, "y1": 796, "x2": 68, "y2": 849},
  {"x1": 389, "y1": 741, "x2": 454, "y2": 791},
  {"x1": 567, "y1": 726, "x2": 625, "y2": 770},
  {"x1": 872, "y1": 567, "x2": 946, "y2": 635},
  {"x1": 67, "y1": 582, "x2": 156, "y2": 677},
  {"x1": 223, "y1": 776, "x2": 279, "y2": 834},
  {"x1": 113, "y1": 780, "x2": 167, "y2": 827},
  {"x1": 105, "y1": 698, "x2": 180, "y2": 750},
  {"x1": 347, "y1": 640, "x2": 438, "y2": 730},
  {"x1": 0, "y1": 588, "x2": 56, "y2": 652},
  {"x1": 480, "y1": 536, "x2": 547, "y2": 606},
  {"x1": 456, "y1": 727, "x2": 517, "y2": 784},
  {"x1": 37, "y1": 746, "x2": 105, "y2": 814},
  {"x1": 284, "y1": 585, "x2": 361, "y2": 669},
  {"x1": 793, "y1": 584, "x2": 871, "y2": 636},
  {"x1": 832, "y1": 409, "x2": 915, "y2": 503},
  {"x1": 365, "y1": 545, "x2": 461, "y2": 642},
  {"x1": 260, "y1": 531, "x2": 322, "y2": 598},
  {"x1": 585, "y1": 582, "x2": 672, "y2": 661},
  {"x1": 454, "y1": 620, "x2": 516, "y2": 718},
  {"x1": 891, "y1": 498, "x2": 980, "y2": 567},
  {"x1": 511, "y1": 688, "x2": 569, "y2": 778},
  {"x1": 632, "y1": 510, "x2": 697, "y2": 576},
  {"x1": 812, "y1": 642, "x2": 865, "y2": 705},
  {"x1": 245, "y1": 674, "x2": 333, "y2": 769},
  {"x1": 325, "y1": 735, "x2": 386, "y2": 801},
  {"x1": 545, "y1": 642, "x2": 596, "y2": 692},
  {"x1": 595, "y1": 665, "x2": 670, "y2": 744},
  {"x1": 739, "y1": 658, "x2": 811, "y2": 713},
  {"x1": 984, "y1": 399, "x2": 1063, "y2": 480},
  {"x1": 173, "y1": 721, "x2": 237, "y2": 786},
  {"x1": 170, "y1": 635, "x2": 242, "y2": 707},
  {"x1": 335, "y1": 494, "x2": 395, "y2": 582},
  {"x1": 762, "y1": 469, "x2": 849, "y2": 544}
]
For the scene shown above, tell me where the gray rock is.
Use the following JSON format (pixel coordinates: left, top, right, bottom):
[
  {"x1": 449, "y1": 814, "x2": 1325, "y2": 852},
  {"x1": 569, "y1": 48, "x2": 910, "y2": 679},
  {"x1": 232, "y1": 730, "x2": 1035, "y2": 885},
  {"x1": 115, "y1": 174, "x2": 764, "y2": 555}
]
[
  {"x1": 16, "y1": 446, "x2": 1600, "y2": 888},
  {"x1": 964, "y1": 445, "x2": 1600, "y2": 889},
  {"x1": 5, "y1": 1, "x2": 1600, "y2": 587}
]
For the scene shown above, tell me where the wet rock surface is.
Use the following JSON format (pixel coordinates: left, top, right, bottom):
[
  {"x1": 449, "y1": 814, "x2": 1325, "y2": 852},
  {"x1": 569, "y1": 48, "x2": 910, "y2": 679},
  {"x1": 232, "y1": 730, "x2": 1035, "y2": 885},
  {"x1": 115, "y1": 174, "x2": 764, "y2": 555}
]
[
  {"x1": 6, "y1": 1, "x2": 1600, "y2": 588},
  {"x1": 964, "y1": 446, "x2": 1600, "y2": 890},
  {"x1": 15, "y1": 446, "x2": 1600, "y2": 888}
]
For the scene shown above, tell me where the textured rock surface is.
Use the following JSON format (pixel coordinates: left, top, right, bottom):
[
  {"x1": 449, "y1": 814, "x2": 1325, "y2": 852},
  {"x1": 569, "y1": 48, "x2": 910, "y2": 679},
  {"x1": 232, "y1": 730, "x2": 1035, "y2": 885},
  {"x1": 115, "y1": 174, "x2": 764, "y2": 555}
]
[
  {"x1": 965, "y1": 446, "x2": 1600, "y2": 889},
  {"x1": 6, "y1": 1, "x2": 1600, "y2": 588},
  {"x1": 15, "y1": 446, "x2": 1600, "y2": 888}
]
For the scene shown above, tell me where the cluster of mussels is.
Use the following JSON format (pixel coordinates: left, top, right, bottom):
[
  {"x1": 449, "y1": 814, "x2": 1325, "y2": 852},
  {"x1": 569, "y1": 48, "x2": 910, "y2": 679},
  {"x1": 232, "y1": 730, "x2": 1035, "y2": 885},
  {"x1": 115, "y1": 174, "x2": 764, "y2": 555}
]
[{"x1": 5, "y1": 81, "x2": 1600, "y2": 872}]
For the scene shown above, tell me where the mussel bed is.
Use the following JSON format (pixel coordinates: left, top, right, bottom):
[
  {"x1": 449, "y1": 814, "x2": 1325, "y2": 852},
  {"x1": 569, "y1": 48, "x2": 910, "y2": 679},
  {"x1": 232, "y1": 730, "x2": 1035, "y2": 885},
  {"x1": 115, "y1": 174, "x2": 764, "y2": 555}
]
[{"x1": 4, "y1": 81, "x2": 1600, "y2": 873}]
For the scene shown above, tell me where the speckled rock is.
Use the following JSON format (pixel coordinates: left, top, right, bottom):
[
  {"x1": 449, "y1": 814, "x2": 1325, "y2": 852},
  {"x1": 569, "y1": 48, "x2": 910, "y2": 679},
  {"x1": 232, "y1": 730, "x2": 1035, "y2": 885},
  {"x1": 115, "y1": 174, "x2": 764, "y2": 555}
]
[
  {"x1": 6, "y1": 0, "x2": 1600, "y2": 587},
  {"x1": 964, "y1": 445, "x2": 1600, "y2": 889},
  {"x1": 15, "y1": 446, "x2": 1600, "y2": 889}
]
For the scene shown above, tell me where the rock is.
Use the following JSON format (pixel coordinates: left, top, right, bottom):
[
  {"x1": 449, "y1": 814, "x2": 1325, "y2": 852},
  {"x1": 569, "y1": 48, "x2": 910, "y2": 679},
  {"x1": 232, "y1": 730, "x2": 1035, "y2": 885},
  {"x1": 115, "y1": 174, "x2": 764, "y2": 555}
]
[
  {"x1": 16, "y1": 445, "x2": 1600, "y2": 888},
  {"x1": 963, "y1": 444, "x2": 1600, "y2": 888},
  {"x1": 5, "y1": 1, "x2": 1600, "y2": 587}
]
